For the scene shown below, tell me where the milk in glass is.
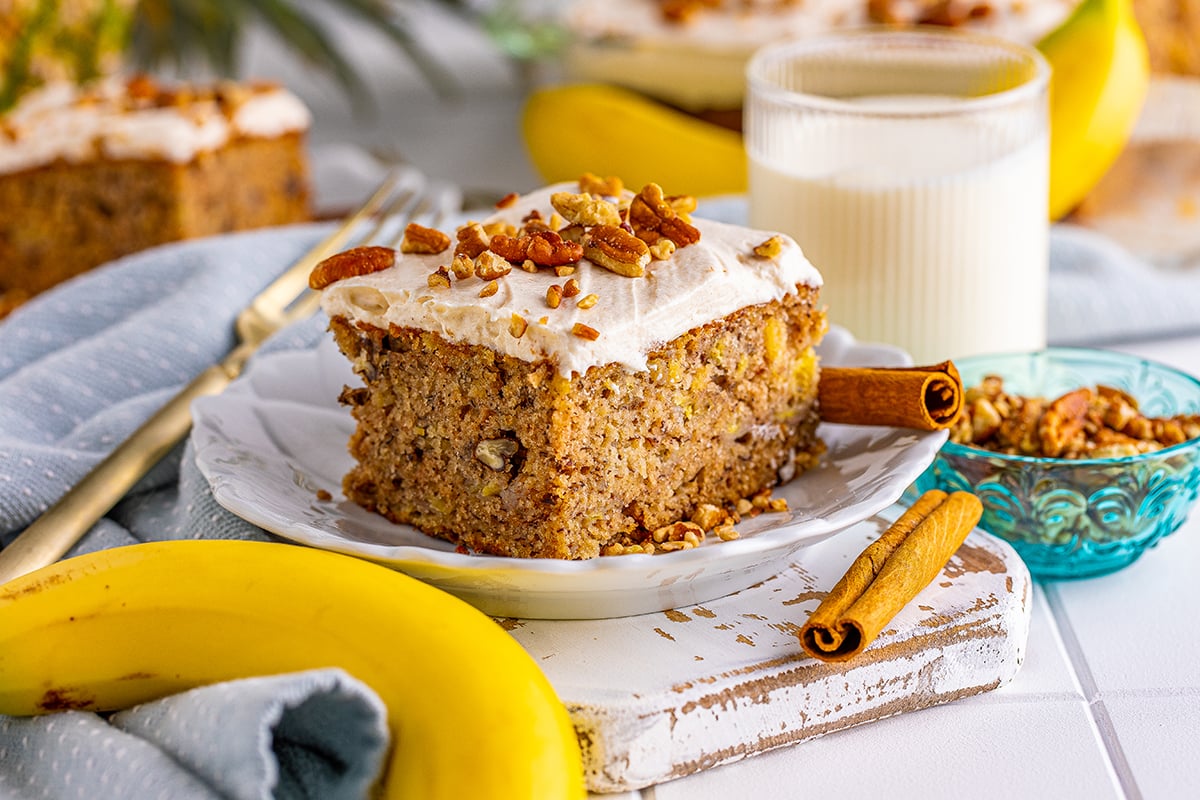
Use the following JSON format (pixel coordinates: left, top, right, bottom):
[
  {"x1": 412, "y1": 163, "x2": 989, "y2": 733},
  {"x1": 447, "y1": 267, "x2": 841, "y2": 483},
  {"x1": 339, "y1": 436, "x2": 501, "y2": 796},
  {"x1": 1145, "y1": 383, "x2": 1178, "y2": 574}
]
[
  {"x1": 750, "y1": 95, "x2": 1048, "y2": 363},
  {"x1": 746, "y1": 30, "x2": 1051, "y2": 364}
]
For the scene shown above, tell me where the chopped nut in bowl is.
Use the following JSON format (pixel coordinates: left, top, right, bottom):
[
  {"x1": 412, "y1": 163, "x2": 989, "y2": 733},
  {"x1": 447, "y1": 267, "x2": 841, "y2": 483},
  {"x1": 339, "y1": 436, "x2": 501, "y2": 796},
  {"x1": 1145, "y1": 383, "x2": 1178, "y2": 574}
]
[{"x1": 913, "y1": 348, "x2": 1200, "y2": 579}]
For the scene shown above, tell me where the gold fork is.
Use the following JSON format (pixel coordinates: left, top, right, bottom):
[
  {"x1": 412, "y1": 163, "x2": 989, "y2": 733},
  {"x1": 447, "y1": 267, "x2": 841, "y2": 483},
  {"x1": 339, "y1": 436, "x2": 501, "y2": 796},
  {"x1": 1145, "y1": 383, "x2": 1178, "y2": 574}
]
[{"x1": 0, "y1": 167, "x2": 460, "y2": 584}]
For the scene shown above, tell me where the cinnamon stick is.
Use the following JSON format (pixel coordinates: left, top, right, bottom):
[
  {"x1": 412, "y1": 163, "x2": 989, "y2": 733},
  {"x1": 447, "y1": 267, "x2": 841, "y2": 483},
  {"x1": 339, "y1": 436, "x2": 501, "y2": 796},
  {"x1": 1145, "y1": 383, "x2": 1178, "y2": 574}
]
[
  {"x1": 799, "y1": 490, "x2": 983, "y2": 663},
  {"x1": 819, "y1": 361, "x2": 963, "y2": 431}
]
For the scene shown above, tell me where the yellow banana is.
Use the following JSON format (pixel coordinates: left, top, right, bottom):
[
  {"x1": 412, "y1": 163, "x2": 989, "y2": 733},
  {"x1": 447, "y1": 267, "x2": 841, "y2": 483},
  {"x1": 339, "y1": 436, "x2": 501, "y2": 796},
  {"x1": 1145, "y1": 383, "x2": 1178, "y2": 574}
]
[
  {"x1": 522, "y1": 83, "x2": 747, "y2": 197},
  {"x1": 1038, "y1": 0, "x2": 1149, "y2": 219},
  {"x1": 0, "y1": 540, "x2": 585, "y2": 800}
]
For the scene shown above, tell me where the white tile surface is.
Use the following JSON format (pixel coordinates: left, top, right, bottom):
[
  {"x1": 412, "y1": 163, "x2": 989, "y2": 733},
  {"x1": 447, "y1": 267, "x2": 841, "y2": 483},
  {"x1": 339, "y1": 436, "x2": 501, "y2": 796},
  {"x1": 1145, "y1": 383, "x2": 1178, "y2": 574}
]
[
  {"x1": 1045, "y1": 519, "x2": 1200, "y2": 693},
  {"x1": 649, "y1": 699, "x2": 1120, "y2": 800},
  {"x1": 1102, "y1": 693, "x2": 1200, "y2": 798}
]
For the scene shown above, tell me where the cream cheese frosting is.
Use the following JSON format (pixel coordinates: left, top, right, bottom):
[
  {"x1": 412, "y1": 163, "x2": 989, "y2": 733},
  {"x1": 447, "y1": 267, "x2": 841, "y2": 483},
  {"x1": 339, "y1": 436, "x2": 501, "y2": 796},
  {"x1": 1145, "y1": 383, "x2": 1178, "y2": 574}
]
[
  {"x1": 319, "y1": 183, "x2": 822, "y2": 377},
  {"x1": 564, "y1": 0, "x2": 1078, "y2": 111},
  {"x1": 0, "y1": 77, "x2": 311, "y2": 175}
]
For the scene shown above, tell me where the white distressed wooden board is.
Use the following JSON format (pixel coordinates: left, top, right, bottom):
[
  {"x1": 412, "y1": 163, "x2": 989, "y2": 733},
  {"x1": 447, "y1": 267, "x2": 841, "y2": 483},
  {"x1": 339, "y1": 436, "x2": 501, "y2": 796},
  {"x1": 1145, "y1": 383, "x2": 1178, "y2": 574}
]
[{"x1": 501, "y1": 511, "x2": 1031, "y2": 794}]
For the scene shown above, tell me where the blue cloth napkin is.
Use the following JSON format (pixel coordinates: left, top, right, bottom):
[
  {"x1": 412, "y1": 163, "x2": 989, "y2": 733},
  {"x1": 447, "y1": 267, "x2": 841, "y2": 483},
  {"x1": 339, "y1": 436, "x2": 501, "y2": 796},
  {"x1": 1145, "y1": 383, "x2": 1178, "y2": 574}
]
[
  {"x1": 0, "y1": 224, "x2": 333, "y2": 550},
  {"x1": 0, "y1": 668, "x2": 389, "y2": 800}
]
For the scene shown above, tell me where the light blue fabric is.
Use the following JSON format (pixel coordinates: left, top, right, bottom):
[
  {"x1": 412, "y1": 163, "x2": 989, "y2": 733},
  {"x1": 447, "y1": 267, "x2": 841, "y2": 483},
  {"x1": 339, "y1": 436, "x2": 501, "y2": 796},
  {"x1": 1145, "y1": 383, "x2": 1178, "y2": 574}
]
[
  {"x1": 0, "y1": 669, "x2": 390, "y2": 800},
  {"x1": 0, "y1": 224, "x2": 333, "y2": 550}
]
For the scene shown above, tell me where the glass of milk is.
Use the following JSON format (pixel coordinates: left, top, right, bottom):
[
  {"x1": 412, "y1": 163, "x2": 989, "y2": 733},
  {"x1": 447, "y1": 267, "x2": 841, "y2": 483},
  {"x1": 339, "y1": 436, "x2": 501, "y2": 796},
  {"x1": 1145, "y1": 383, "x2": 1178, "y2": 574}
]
[{"x1": 745, "y1": 28, "x2": 1050, "y2": 363}]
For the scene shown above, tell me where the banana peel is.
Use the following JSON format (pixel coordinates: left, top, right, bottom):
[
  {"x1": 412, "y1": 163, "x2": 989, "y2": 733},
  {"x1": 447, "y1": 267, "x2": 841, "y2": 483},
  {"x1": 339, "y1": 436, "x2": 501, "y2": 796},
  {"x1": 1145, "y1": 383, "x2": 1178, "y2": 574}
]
[
  {"x1": 1038, "y1": 0, "x2": 1150, "y2": 219},
  {"x1": 0, "y1": 540, "x2": 585, "y2": 800},
  {"x1": 522, "y1": 83, "x2": 746, "y2": 197},
  {"x1": 525, "y1": 0, "x2": 1148, "y2": 216}
]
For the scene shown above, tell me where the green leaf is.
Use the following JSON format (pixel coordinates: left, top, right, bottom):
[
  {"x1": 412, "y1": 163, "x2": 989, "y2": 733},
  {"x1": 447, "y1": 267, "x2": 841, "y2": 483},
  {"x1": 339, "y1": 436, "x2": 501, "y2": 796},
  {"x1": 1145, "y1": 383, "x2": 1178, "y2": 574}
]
[{"x1": 126, "y1": 0, "x2": 472, "y2": 109}]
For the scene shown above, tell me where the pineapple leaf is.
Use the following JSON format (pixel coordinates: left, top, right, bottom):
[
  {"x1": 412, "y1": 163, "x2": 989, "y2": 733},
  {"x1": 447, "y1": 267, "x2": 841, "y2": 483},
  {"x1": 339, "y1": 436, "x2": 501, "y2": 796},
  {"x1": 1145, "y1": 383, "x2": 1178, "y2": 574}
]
[{"x1": 127, "y1": 0, "x2": 468, "y2": 107}]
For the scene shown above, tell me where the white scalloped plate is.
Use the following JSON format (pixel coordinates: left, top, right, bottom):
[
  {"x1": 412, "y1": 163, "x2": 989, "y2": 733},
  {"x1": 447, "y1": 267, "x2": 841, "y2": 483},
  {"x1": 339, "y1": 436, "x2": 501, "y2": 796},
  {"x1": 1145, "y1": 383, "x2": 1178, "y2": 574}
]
[{"x1": 191, "y1": 326, "x2": 945, "y2": 619}]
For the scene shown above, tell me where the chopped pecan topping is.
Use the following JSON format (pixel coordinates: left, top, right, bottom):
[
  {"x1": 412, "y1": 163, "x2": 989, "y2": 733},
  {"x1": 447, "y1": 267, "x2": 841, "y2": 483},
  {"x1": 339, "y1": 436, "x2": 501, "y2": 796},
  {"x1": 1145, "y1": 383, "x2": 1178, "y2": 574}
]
[
  {"x1": 577, "y1": 293, "x2": 599, "y2": 310},
  {"x1": 520, "y1": 210, "x2": 554, "y2": 235},
  {"x1": 450, "y1": 254, "x2": 475, "y2": 280},
  {"x1": 551, "y1": 191, "x2": 623, "y2": 227},
  {"x1": 648, "y1": 238, "x2": 676, "y2": 261},
  {"x1": 475, "y1": 251, "x2": 513, "y2": 281},
  {"x1": 495, "y1": 191, "x2": 519, "y2": 209},
  {"x1": 510, "y1": 313, "x2": 529, "y2": 339},
  {"x1": 400, "y1": 223, "x2": 451, "y2": 255},
  {"x1": 579, "y1": 172, "x2": 625, "y2": 197},
  {"x1": 714, "y1": 524, "x2": 740, "y2": 542},
  {"x1": 427, "y1": 266, "x2": 451, "y2": 289},
  {"x1": 690, "y1": 503, "x2": 726, "y2": 530},
  {"x1": 546, "y1": 284, "x2": 563, "y2": 309},
  {"x1": 652, "y1": 521, "x2": 704, "y2": 547},
  {"x1": 483, "y1": 221, "x2": 517, "y2": 239},
  {"x1": 454, "y1": 223, "x2": 491, "y2": 259},
  {"x1": 562, "y1": 278, "x2": 582, "y2": 298},
  {"x1": 628, "y1": 183, "x2": 701, "y2": 248},
  {"x1": 479, "y1": 280, "x2": 499, "y2": 298},
  {"x1": 584, "y1": 225, "x2": 651, "y2": 277},
  {"x1": 553, "y1": 265, "x2": 576, "y2": 277},
  {"x1": 753, "y1": 235, "x2": 784, "y2": 259},
  {"x1": 308, "y1": 245, "x2": 395, "y2": 289},
  {"x1": 571, "y1": 322, "x2": 600, "y2": 340},
  {"x1": 557, "y1": 223, "x2": 586, "y2": 245}
]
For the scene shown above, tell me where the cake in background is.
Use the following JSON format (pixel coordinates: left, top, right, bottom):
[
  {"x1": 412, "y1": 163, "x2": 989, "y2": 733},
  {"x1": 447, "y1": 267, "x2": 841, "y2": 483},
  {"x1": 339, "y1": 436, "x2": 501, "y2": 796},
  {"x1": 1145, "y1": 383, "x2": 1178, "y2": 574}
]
[
  {"x1": 561, "y1": 0, "x2": 1079, "y2": 127},
  {"x1": 0, "y1": 75, "x2": 312, "y2": 315}
]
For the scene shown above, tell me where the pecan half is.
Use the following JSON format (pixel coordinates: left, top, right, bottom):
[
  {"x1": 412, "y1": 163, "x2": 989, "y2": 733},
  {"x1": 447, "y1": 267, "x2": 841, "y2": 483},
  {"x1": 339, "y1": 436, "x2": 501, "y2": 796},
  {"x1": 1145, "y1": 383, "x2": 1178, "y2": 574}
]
[
  {"x1": 584, "y1": 225, "x2": 651, "y2": 277},
  {"x1": 400, "y1": 223, "x2": 451, "y2": 255},
  {"x1": 489, "y1": 231, "x2": 583, "y2": 268},
  {"x1": 628, "y1": 183, "x2": 700, "y2": 248},
  {"x1": 309, "y1": 245, "x2": 395, "y2": 289},
  {"x1": 526, "y1": 231, "x2": 583, "y2": 267}
]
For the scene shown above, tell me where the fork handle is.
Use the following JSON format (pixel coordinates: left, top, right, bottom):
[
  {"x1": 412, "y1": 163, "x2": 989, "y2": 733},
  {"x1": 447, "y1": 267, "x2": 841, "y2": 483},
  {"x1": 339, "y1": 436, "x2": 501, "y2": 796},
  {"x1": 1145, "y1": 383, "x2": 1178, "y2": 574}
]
[{"x1": 0, "y1": 363, "x2": 236, "y2": 584}]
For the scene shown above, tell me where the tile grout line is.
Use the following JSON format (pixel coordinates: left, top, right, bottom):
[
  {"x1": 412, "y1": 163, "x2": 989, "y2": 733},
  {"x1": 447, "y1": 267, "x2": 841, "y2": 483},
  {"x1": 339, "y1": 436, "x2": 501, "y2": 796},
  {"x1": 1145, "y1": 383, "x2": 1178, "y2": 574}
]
[{"x1": 1042, "y1": 582, "x2": 1142, "y2": 800}]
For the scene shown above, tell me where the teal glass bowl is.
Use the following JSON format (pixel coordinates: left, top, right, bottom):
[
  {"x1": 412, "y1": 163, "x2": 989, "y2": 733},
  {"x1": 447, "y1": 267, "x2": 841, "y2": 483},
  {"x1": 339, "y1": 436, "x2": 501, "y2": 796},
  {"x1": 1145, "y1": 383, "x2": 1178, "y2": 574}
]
[{"x1": 913, "y1": 348, "x2": 1200, "y2": 579}]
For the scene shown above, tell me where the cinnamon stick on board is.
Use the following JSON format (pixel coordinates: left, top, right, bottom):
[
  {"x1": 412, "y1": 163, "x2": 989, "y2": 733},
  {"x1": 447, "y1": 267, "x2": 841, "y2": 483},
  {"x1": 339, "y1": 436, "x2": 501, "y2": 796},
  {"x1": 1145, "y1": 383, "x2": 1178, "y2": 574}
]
[
  {"x1": 818, "y1": 361, "x2": 963, "y2": 431},
  {"x1": 799, "y1": 490, "x2": 984, "y2": 663}
]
